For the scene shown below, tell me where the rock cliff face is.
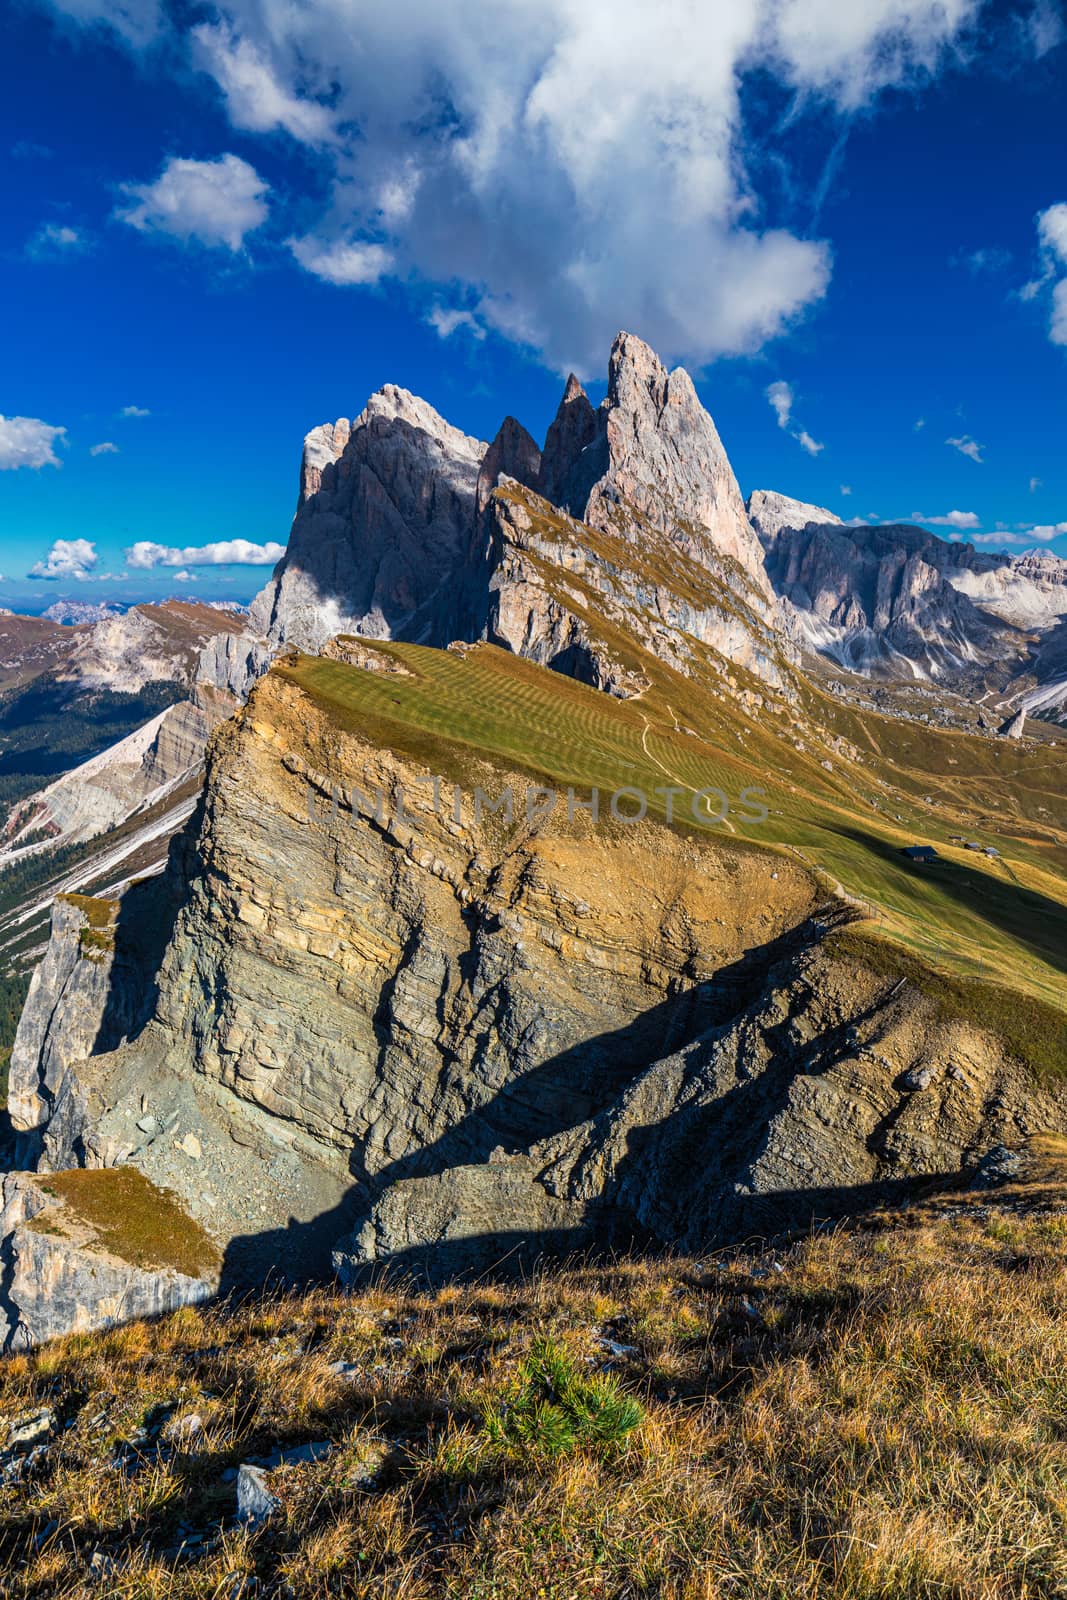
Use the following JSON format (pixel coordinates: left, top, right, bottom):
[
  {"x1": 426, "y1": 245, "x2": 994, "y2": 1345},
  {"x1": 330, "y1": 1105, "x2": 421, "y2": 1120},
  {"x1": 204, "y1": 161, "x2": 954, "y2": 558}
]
[
  {"x1": 11, "y1": 664, "x2": 1064, "y2": 1287},
  {"x1": 482, "y1": 482, "x2": 786, "y2": 696},
  {"x1": 747, "y1": 490, "x2": 843, "y2": 546},
  {"x1": 583, "y1": 335, "x2": 773, "y2": 599},
  {"x1": 748, "y1": 492, "x2": 1067, "y2": 696},
  {"x1": 750, "y1": 495, "x2": 1027, "y2": 681},
  {"x1": 0, "y1": 1170, "x2": 219, "y2": 1350},
  {"x1": 249, "y1": 388, "x2": 486, "y2": 653}
]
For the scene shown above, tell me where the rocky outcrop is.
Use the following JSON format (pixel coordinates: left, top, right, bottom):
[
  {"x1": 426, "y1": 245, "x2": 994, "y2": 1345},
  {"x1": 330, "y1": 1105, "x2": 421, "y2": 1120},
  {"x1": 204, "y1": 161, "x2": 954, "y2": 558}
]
[
  {"x1": 7, "y1": 886, "x2": 175, "y2": 1170},
  {"x1": 7, "y1": 896, "x2": 120, "y2": 1167},
  {"x1": 0, "y1": 1170, "x2": 219, "y2": 1350},
  {"x1": 748, "y1": 494, "x2": 1067, "y2": 692},
  {"x1": 249, "y1": 387, "x2": 487, "y2": 653},
  {"x1": 746, "y1": 489, "x2": 842, "y2": 546},
  {"x1": 483, "y1": 483, "x2": 785, "y2": 695},
  {"x1": 58, "y1": 601, "x2": 249, "y2": 695},
  {"x1": 754, "y1": 509, "x2": 1027, "y2": 681},
  {"x1": 0, "y1": 605, "x2": 263, "y2": 868},
  {"x1": 14, "y1": 664, "x2": 1064, "y2": 1288},
  {"x1": 1, "y1": 669, "x2": 251, "y2": 860}
]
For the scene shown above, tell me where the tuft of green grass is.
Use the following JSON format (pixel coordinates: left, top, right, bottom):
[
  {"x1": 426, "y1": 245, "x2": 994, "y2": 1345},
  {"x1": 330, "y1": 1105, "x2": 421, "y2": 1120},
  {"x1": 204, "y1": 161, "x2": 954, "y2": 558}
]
[{"x1": 482, "y1": 1337, "x2": 644, "y2": 1462}]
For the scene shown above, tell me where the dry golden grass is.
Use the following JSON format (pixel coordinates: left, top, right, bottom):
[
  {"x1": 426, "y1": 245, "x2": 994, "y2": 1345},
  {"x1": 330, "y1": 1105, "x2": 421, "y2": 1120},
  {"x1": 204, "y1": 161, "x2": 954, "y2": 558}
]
[{"x1": 2, "y1": 1154, "x2": 1067, "y2": 1597}]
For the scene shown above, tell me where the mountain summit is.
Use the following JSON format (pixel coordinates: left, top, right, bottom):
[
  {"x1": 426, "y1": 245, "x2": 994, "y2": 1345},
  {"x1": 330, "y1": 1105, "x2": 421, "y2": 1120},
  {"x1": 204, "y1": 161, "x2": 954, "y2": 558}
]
[{"x1": 247, "y1": 332, "x2": 783, "y2": 699}]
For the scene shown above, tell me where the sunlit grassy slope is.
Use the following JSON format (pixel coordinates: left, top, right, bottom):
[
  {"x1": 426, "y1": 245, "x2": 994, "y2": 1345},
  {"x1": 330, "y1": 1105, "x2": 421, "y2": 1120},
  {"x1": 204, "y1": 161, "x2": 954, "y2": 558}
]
[{"x1": 278, "y1": 638, "x2": 1067, "y2": 1025}]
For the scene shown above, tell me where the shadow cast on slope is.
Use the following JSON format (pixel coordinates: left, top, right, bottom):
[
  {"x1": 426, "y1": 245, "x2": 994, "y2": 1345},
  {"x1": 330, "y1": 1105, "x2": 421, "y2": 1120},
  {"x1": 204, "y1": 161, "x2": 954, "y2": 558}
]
[
  {"x1": 91, "y1": 795, "x2": 204, "y2": 1057},
  {"x1": 212, "y1": 903, "x2": 933, "y2": 1294},
  {"x1": 833, "y1": 825, "x2": 1067, "y2": 977}
]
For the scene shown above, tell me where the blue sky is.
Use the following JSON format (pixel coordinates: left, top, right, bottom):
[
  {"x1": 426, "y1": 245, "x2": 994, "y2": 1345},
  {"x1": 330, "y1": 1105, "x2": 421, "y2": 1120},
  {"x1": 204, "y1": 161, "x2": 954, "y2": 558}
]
[{"x1": 2, "y1": 0, "x2": 1066, "y2": 612}]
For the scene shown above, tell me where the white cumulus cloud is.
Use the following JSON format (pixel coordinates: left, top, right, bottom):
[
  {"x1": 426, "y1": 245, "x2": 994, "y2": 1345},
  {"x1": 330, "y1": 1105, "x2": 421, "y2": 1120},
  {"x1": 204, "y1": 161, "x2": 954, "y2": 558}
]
[
  {"x1": 44, "y1": 0, "x2": 162, "y2": 46},
  {"x1": 0, "y1": 415, "x2": 67, "y2": 470},
  {"x1": 120, "y1": 404, "x2": 150, "y2": 418},
  {"x1": 288, "y1": 236, "x2": 393, "y2": 286},
  {"x1": 116, "y1": 154, "x2": 269, "y2": 252},
  {"x1": 173, "y1": 0, "x2": 981, "y2": 374},
  {"x1": 911, "y1": 509, "x2": 980, "y2": 529},
  {"x1": 90, "y1": 441, "x2": 119, "y2": 456},
  {"x1": 29, "y1": 538, "x2": 98, "y2": 579},
  {"x1": 946, "y1": 435, "x2": 984, "y2": 463},
  {"x1": 124, "y1": 538, "x2": 286, "y2": 568}
]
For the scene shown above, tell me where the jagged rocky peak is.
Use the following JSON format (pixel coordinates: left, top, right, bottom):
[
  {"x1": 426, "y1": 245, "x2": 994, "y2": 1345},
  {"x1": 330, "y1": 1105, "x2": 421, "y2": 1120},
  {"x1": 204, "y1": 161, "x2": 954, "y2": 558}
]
[
  {"x1": 476, "y1": 415, "x2": 541, "y2": 515},
  {"x1": 537, "y1": 372, "x2": 602, "y2": 509},
  {"x1": 746, "y1": 489, "x2": 842, "y2": 547},
  {"x1": 580, "y1": 332, "x2": 772, "y2": 595},
  {"x1": 249, "y1": 385, "x2": 487, "y2": 653}
]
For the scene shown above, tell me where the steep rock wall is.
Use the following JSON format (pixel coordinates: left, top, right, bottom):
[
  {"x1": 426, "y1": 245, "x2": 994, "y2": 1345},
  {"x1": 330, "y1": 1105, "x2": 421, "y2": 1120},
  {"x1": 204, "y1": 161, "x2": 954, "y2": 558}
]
[{"x1": 11, "y1": 665, "x2": 1066, "y2": 1284}]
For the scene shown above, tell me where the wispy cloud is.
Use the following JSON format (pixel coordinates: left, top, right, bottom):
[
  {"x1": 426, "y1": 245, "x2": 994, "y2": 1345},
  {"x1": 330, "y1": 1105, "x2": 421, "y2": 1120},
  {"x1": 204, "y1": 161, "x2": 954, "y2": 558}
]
[
  {"x1": 1019, "y1": 202, "x2": 1067, "y2": 343},
  {"x1": 946, "y1": 434, "x2": 984, "y2": 463},
  {"x1": 1015, "y1": 521, "x2": 1067, "y2": 542},
  {"x1": 953, "y1": 245, "x2": 1011, "y2": 275},
  {"x1": 26, "y1": 223, "x2": 91, "y2": 260},
  {"x1": 427, "y1": 306, "x2": 485, "y2": 341},
  {"x1": 120, "y1": 405, "x2": 150, "y2": 418},
  {"x1": 765, "y1": 381, "x2": 824, "y2": 455},
  {"x1": 89, "y1": 441, "x2": 119, "y2": 457}
]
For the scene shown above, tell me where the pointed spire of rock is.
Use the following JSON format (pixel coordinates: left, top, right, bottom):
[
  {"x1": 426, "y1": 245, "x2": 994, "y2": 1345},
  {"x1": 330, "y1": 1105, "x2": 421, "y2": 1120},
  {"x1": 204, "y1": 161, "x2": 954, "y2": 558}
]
[
  {"x1": 476, "y1": 415, "x2": 542, "y2": 515},
  {"x1": 537, "y1": 373, "x2": 603, "y2": 511},
  {"x1": 576, "y1": 333, "x2": 771, "y2": 596}
]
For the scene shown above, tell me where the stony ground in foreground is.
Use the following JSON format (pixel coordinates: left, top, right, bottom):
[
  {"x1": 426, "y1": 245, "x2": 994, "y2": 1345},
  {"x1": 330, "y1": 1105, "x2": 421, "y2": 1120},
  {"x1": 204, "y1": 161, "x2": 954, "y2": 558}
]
[{"x1": 2, "y1": 1140, "x2": 1067, "y2": 1599}]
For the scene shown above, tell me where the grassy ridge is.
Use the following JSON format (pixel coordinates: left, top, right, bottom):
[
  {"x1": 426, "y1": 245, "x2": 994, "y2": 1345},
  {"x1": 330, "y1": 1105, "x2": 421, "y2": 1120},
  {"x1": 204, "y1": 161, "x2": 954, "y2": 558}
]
[{"x1": 278, "y1": 641, "x2": 1067, "y2": 1028}]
